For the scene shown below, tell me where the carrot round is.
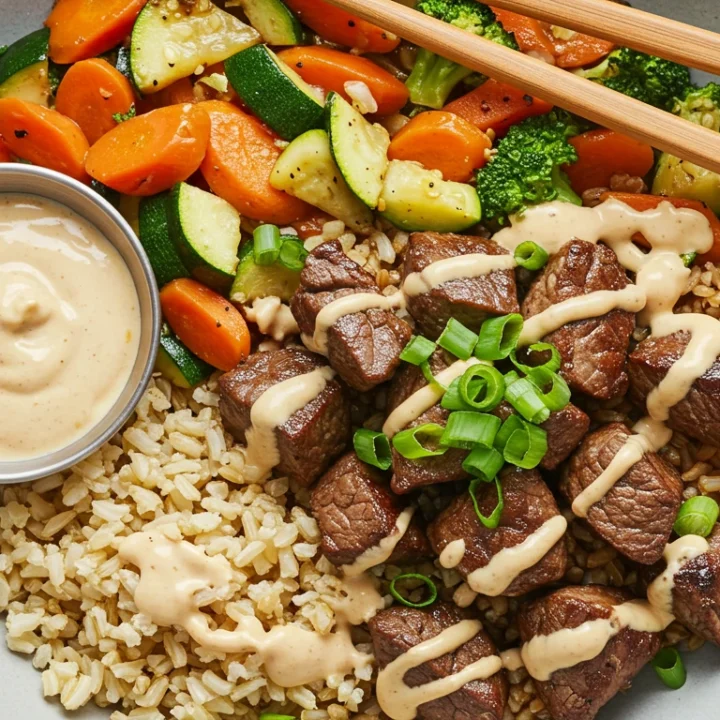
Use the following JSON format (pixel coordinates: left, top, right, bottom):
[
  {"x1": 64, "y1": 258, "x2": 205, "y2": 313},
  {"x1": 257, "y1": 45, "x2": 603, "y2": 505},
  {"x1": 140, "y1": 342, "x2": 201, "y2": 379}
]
[
  {"x1": 55, "y1": 59, "x2": 136, "y2": 146},
  {"x1": 277, "y1": 46, "x2": 408, "y2": 116},
  {"x1": 85, "y1": 104, "x2": 210, "y2": 196},
  {"x1": 0, "y1": 98, "x2": 89, "y2": 181},
  {"x1": 0, "y1": 143, "x2": 11, "y2": 163},
  {"x1": 388, "y1": 111, "x2": 491, "y2": 182},
  {"x1": 161, "y1": 278, "x2": 250, "y2": 372},
  {"x1": 553, "y1": 34, "x2": 614, "y2": 69},
  {"x1": 490, "y1": 8, "x2": 556, "y2": 61},
  {"x1": 198, "y1": 100, "x2": 310, "y2": 225},
  {"x1": 46, "y1": 0, "x2": 147, "y2": 64},
  {"x1": 284, "y1": 0, "x2": 399, "y2": 53}
]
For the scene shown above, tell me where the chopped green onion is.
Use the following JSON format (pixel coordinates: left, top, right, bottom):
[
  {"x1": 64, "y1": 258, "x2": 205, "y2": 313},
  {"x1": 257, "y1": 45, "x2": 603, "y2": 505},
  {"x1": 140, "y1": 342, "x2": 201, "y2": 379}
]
[
  {"x1": 441, "y1": 377, "x2": 471, "y2": 411},
  {"x1": 526, "y1": 366, "x2": 571, "y2": 412},
  {"x1": 475, "y1": 314, "x2": 523, "y2": 361},
  {"x1": 253, "y1": 224, "x2": 282, "y2": 266},
  {"x1": 353, "y1": 429, "x2": 392, "y2": 470},
  {"x1": 495, "y1": 415, "x2": 548, "y2": 469},
  {"x1": 514, "y1": 241, "x2": 549, "y2": 270},
  {"x1": 504, "y1": 370, "x2": 520, "y2": 386},
  {"x1": 681, "y1": 252, "x2": 697, "y2": 268},
  {"x1": 504, "y1": 377, "x2": 551, "y2": 424},
  {"x1": 278, "y1": 237, "x2": 308, "y2": 270},
  {"x1": 400, "y1": 335, "x2": 436, "y2": 365},
  {"x1": 437, "y1": 318, "x2": 479, "y2": 360},
  {"x1": 420, "y1": 360, "x2": 447, "y2": 390},
  {"x1": 392, "y1": 423, "x2": 447, "y2": 459},
  {"x1": 259, "y1": 714, "x2": 296, "y2": 720},
  {"x1": 673, "y1": 496, "x2": 720, "y2": 537},
  {"x1": 441, "y1": 412, "x2": 501, "y2": 450},
  {"x1": 469, "y1": 476, "x2": 504, "y2": 529},
  {"x1": 389, "y1": 573, "x2": 438, "y2": 608},
  {"x1": 510, "y1": 342, "x2": 562, "y2": 374},
  {"x1": 462, "y1": 445, "x2": 505, "y2": 482},
  {"x1": 459, "y1": 365, "x2": 505, "y2": 411},
  {"x1": 651, "y1": 647, "x2": 686, "y2": 690}
]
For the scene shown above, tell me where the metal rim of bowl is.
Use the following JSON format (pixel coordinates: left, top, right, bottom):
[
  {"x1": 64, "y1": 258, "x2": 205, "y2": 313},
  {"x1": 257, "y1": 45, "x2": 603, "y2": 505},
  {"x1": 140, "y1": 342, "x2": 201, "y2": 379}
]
[{"x1": 0, "y1": 164, "x2": 161, "y2": 485}]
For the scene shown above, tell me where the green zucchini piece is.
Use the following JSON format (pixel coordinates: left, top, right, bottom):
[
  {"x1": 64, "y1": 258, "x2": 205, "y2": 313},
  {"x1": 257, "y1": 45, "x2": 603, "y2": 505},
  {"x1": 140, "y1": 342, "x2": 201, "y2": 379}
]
[
  {"x1": 380, "y1": 160, "x2": 482, "y2": 232},
  {"x1": 0, "y1": 28, "x2": 51, "y2": 106},
  {"x1": 90, "y1": 180, "x2": 121, "y2": 209},
  {"x1": 225, "y1": 44, "x2": 324, "y2": 141},
  {"x1": 157, "y1": 326, "x2": 213, "y2": 388},
  {"x1": 326, "y1": 91, "x2": 390, "y2": 209},
  {"x1": 115, "y1": 46, "x2": 135, "y2": 86},
  {"x1": 138, "y1": 192, "x2": 189, "y2": 287},
  {"x1": 271, "y1": 128, "x2": 374, "y2": 231},
  {"x1": 236, "y1": 0, "x2": 304, "y2": 45},
  {"x1": 130, "y1": 0, "x2": 260, "y2": 94},
  {"x1": 230, "y1": 239, "x2": 301, "y2": 304},
  {"x1": 167, "y1": 182, "x2": 241, "y2": 293}
]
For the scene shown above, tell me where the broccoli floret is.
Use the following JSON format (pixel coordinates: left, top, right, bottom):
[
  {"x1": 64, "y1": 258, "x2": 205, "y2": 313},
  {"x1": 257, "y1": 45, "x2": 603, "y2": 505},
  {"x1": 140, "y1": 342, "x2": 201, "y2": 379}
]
[
  {"x1": 673, "y1": 82, "x2": 720, "y2": 130},
  {"x1": 575, "y1": 47, "x2": 691, "y2": 111},
  {"x1": 476, "y1": 110, "x2": 582, "y2": 223},
  {"x1": 405, "y1": 0, "x2": 517, "y2": 109}
]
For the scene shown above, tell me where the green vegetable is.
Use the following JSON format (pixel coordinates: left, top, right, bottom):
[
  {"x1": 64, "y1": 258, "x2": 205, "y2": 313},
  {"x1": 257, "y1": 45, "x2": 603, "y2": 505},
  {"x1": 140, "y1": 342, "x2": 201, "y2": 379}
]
[
  {"x1": 259, "y1": 714, "x2": 296, "y2": 720},
  {"x1": 90, "y1": 180, "x2": 121, "y2": 209},
  {"x1": 441, "y1": 411, "x2": 501, "y2": 450},
  {"x1": 673, "y1": 496, "x2": 719, "y2": 537},
  {"x1": 469, "y1": 476, "x2": 504, "y2": 529},
  {"x1": 230, "y1": 240, "x2": 301, "y2": 304},
  {"x1": 389, "y1": 573, "x2": 438, "y2": 608},
  {"x1": 681, "y1": 252, "x2": 698, "y2": 268},
  {"x1": 474, "y1": 314, "x2": 523, "y2": 360},
  {"x1": 420, "y1": 360, "x2": 446, "y2": 390},
  {"x1": 0, "y1": 28, "x2": 52, "y2": 106},
  {"x1": 253, "y1": 224, "x2": 283, "y2": 266},
  {"x1": 277, "y1": 237, "x2": 308, "y2": 271},
  {"x1": 526, "y1": 366, "x2": 571, "y2": 412},
  {"x1": 504, "y1": 376, "x2": 550, "y2": 424},
  {"x1": 651, "y1": 647, "x2": 686, "y2": 690},
  {"x1": 353, "y1": 429, "x2": 392, "y2": 470},
  {"x1": 514, "y1": 241, "x2": 548, "y2": 270},
  {"x1": 112, "y1": 106, "x2": 136, "y2": 124},
  {"x1": 437, "y1": 318, "x2": 478, "y2": 360},
  {"x1": 494, "y1": 414, "x2": 547, "y2": 469},
  {"x1": 392, "y1": 423, "x2": 448, "y2": 459},
  {"x1": 156, "y1": 326, "x2": 213, "y2": 389},
  {"x1": 236, "y1": 0, "x2": 304, "y2": 45},
  {"x1": 462, "y1": 445, "x2": 504, "y2": 482},
  {"x1": 458, "y1": 364, "x2": 504, "y2": 411},
  {"x1": 510, "y1": 342, "x2": 561, "y2": 375},
  {"x1": 400, "y1": 335, "x2": 437, "y2": 365},
  {"x1": 406, "y1": 0, "x2": 517, "y2": 109}
]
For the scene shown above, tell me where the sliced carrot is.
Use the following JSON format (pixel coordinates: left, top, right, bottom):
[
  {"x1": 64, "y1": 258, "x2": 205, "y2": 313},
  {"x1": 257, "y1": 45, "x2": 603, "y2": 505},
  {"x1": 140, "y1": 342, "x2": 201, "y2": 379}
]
[
  {"x1": 277, "y1": 46, "x2": 408, "y2": 116},
  {"x1": 284, "y1": 0, "x2": 399, "y2": 53},
  {"x1": 444, "y1": 79, "x2": 553, "y2": 138},
  {"x1": 565, "y1": 130, "x2": 655, "y2": 194},
  {"x1": 55, "y1": 59, "x2": 136, "y2": 145},
  {"x1": 553, "y1": 34, "x2": 614, "y2": 69},
  {"x1": 292, "y1": 211, "x2": 334, "y2": 240},
  {"x1": 490, "y1": 8, "x2": 556, "y2": 61},
  {"x1": 85, "y1": 104, "x2": 210, "y2": 196},
  {"x1": 198, "y1": 100, "x2": 310, "y2": 225},
  {"x1": 137, "y1": 78, "x2": 198, "y2": 114},
  {"x1": 46, "y1": 0, "x2": 147, "y2": 64},
  {"x1": 0, "y1": 143, "x2": 11, "y2": 163},
  {"x1": 388, "y1": 111, "x2": 491, "y2": 182},
  {"x1": 0, "y1": 98, "x2": 89, "y2": 181},
  {"x1": 160, "y1": 278, "x2": 250, "y2": 372}
]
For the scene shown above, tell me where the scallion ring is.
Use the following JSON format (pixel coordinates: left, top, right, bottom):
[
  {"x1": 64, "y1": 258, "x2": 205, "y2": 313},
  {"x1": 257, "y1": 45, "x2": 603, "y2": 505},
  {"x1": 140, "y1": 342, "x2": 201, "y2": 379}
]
[
  {"x1": 475, "y1": 314, "x2": 524, "y2": 361},
  {"x1": 514, "y1": 241, "x2": 549, "y2": 270},
  {"x1": 278, "y1": 237, "x2": 308, "y2": 270},
  {"x1": 441, "y1": 411, "x2": 501, "y2": 450},
  {"x1": 400, "y1": 335, "x2": 436, "y2": 365},
  {"x1": 353, "y1": 429, "x2": 392, "y2": 470},
  {"x1": 504, "y1": 377, "x2": 551, "y2": 424},
  {"x1": 459, "y1": 364, "x2": 505, "y2": 411},
  {"x1": 392, "y1": 423, "x2": 447, "y2": 459},
  {"x1": 420, "y1": 360, "x2": 447, "y2": 390},
  {"x1": 441, "y1": 377, "x2": 471, "y2": 411},
  {"x1": 437, "y1": 318, "x2": 479, "y2": 360},
  {"x1": 253, "y1": 224, "x2": 282, "y2": 266},
  {"x1": 651, "y1": 647, "x2": 686, "y2": 690},
  {"x1": 462, "y1": 445, "x2": 505, "y2": 482},
  {"x1": 510, "y1": 342, "x2": 561, "y2": 374},
  {"x1": 389, "y1": 573, "x2": 438, "y2": 608},
  {"x1": 499, "y1": 416, "x2": 548, "y2": 469},
  {"x1": 673, "y1": 496, "x2": 720, "y2": 537},
  {"x1": 469, "y1": 476, "x2": 504, "y2": 529},
  {"x1": 526, "y1": 366, "x2": 571, "y2": 412}
]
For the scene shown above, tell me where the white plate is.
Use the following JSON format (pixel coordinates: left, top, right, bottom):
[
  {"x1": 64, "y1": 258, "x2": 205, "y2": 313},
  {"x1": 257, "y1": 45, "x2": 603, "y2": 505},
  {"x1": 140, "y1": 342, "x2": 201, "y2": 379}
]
[{"x1": 1, "y1": 1, "x2": 719, "y2": 718}]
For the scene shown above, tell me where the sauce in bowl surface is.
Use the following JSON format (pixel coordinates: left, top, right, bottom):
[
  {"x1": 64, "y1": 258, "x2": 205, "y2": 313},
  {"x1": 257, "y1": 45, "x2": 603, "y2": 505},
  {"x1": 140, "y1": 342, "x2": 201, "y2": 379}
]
[{"x1": 0, "y1": 193, "x2": 141, "y2": 462}]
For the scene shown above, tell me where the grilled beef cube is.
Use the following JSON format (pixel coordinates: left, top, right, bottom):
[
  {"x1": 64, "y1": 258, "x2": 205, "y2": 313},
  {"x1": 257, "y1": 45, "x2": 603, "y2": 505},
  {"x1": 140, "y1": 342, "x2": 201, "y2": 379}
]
[
  {"x1": 521, "y1": 240, "x2": 635, "y2": 400},
  {"x1": 561, "y1": 423, "x2": 682, "y2": 564},
  {"x1": 401, "y1": 232, "x2": 519, "y2": 339},
  {"x1": 291, "y1": 240, "x2": 411, "y2": 391},
  {"x1": 518, "y1": 585, "x2": 662, "y2": 720},
  {"x1": 218, "y1": 348, "x2": 350, "y2": 487},
  {"x1": 310, "y1": 452, "x2": 430, "y2": 569},
  {"x1": 428, "y1": 469, "x2": 567, "y2": 597},
  {"x1": 369, "y1": 603, "x2": 508, "y2": 720},
  {"x1": 629, "y1": 330, "x2": 720, "y2": 447}
]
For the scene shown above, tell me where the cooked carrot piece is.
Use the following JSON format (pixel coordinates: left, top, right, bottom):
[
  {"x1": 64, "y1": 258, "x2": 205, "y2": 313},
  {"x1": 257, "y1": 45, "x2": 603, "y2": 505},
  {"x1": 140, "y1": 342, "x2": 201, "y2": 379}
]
[
  {"x1": 55, "y1": 59, "x2": 136, "y2": 145},
  {"x1": 85, "y1": 104, "x2": 210, "y2": 196},
  {"x1": 444, "y1": 78, "x2": 553, "y2": 138},
  {"x1": 388, "y1": 111, "x2": 492, "y2": 182},
  {"x1": 0, "y1": 143, "x2": 11, "y2": 163},
  {"x1": 553, "y1": 34, "x2": 614, "y2": 69},
  {"x1": 277, "y1": 46, "x2": 408, "y2": 116},
  {"x1": 565, "y1": 130, "x2": 655, "y2": 194},
  {"x1": 292, "y1": 211, "x2": 334, "y2": 240},
  {"x1": 490, "y1": 8, "x2": 556, "y2": 61},
  {"x1": 284, "y1": 0, "x2": 399, "y2": 53},
  {"x1": 0, "y1": 98, "x2": 89, "y2": 181},
  {"x1": 137, "y1": 78, "x2": 198, "y2": 114},
  {"x1": 160, "y1": 278, "x2": 250, "y2": 372},
  {"x1": 198, "y1": 100, "x2": 310, "y2": 225}
]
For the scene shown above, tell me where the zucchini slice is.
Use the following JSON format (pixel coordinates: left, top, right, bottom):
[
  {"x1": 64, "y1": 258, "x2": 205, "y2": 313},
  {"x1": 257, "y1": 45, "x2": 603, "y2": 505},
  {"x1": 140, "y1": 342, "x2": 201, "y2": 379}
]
[
  {"x1": 236, "y1": 0, "x2": 304, "y2": 45},
  {"x1": 271, "y1": 129, "x2": 374, "y2": 232},
  {"x1": 380, "y1": 160, "x2": 482, "y2": 232},
  {"x1": 230, "y1": 239, "x2": 301, "y2": 304},
  {"x1": 167, "y1": 182, "x2": 241, "y2": 293},
  {"x1": 0, "y1": 28, "x2": 51, "y2": 106},
  {"x1": 326, "y1": 91, "x2": 390, "y2": 209},
  {"x1": 225, "y1": 45, "x2": 324, "y2": 141},
  {"x1": 157, "y1": 326, "x2": 213, "y2": 389},
  {"x1": 130, "y1": 0, "x2": 260, "y2": 94}
]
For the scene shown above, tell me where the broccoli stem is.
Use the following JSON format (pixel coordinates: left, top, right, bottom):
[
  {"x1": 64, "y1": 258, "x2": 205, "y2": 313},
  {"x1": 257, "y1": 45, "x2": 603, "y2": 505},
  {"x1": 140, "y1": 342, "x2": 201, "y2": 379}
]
[
  {"x1": 551, "y1": 167, "x2": 582, "y2": 206},
  {"x1": 405, "y1": 48, "x2": 473, "y2": 109}
]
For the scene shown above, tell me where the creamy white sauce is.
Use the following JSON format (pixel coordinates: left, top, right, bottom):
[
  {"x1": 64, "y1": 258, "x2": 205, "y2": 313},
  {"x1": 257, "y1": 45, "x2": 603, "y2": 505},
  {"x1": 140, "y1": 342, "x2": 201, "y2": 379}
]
[
  {"x1": 244, "y1": 296, "x2": 299, "y2": 341},
  {"x1": 0, "y1": 194, "x2": 140, "y2": 461},
  {"x1": 439, "y1": 539, "x2": 466, "y2": 569}
]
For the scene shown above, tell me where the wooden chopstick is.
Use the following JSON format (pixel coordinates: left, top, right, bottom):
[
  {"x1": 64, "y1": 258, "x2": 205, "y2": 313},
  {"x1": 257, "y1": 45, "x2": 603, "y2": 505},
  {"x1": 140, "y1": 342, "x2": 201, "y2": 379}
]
[
  {"x1": 325, "y1": 0, "x2": 720, "y2": 175},
  {"x1": 488, "y1": 0, "x2": 720, "y2": 76}
]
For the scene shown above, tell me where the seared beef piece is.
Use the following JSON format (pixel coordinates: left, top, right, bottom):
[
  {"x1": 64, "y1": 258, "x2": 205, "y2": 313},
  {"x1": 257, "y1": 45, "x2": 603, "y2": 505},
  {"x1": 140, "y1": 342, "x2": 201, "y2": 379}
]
[
  {"x1": 369, "y1": 603, "x2": 508, "y2": 720},
  {"x1": 492, "y1": 401, "x2": 590, "y2": 471},
  {"x1": 291, "y1": 240, "x2": 411, "y2": 391},
  {"x1": 401, "y1": 232, "x2": 519, "y2": 339},
  {"x1": 218, "y1": 348, "x2": 350, "y2": 487},
  {"x1": 518, "y1": 585, "x2": 661, "y2": 720},
  {"x1": 520, "y1": 240, "x2": 635, "y2": 400},
  {"x1": 629, "y1": 330, "x2": 720, "y2": 447},
  {"x1": 428, "y1": 468, "x2": 567, "y2": 597},
  {"x1": 560, "y1": 423, "x2": 682, "y2": 564},
  {"x1": 310, "y1": 452, "x2": 430, "y2": 568}
]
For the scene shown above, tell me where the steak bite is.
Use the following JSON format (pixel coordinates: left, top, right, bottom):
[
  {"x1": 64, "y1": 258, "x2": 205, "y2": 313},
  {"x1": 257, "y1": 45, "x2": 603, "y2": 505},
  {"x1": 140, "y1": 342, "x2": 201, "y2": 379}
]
[
  {"x1": 628, "y1": 330, "x2": 720, "y2": 447},
  {"x1": 291, "y1": 239, "x2": 411, "y2": 391},
  {"x1": 520, "y1": 239, "x2": 635, "y2": 400},
  {"x1": 518, "y1": 585, "x2": 663, "y2": 720},
  {"x1": 218, "y1": 348, "x2": 350, "y2": 487},
  {"x1": 560, "y1": 423, "x2": 683, "y2": 564},
  {"x1": 401, "y1": 232, "x2": 519, "y2": 339},
  {"x1": 310, "y1": 452, "x2": 430, "y2": 570},
  {"x1": 369, "y1": 603, "x2": 508, "y2": 720},
  {"x1": 428, "y1": 468, "x2": 567, "y2": 597}
]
